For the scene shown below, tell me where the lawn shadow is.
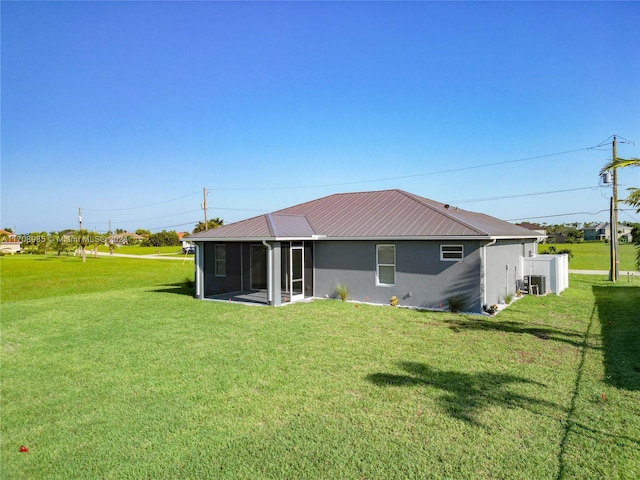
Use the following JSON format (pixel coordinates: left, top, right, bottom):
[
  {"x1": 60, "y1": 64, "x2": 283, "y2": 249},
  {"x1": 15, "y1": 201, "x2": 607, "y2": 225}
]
[
  {"x1": 33, "y1": 256, "x2": 76, "y2": 261},
  {"x1": 443, "y1": 317, "x2": 586, "y2": 348},
  {"x1": 593, "y1": 283, "x2": 640, "y2": 391},
  {"x1": 366, "y1": 361, "x2": 558, "y2": 427},
  {"x1": 151, "y1": 281, "x2": 195, "y2": 297}
]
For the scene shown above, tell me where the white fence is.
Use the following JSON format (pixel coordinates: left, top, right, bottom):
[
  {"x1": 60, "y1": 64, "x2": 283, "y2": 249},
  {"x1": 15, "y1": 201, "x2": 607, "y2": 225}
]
[{"x1": 520, "y1": 254, "x2": 569, "y2": 295}]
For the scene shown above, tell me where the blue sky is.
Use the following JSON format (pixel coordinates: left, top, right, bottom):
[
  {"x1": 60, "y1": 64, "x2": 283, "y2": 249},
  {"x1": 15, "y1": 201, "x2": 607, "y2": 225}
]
[{"x1": 2, "y1": 1, "x2": 639, "y2": 233}]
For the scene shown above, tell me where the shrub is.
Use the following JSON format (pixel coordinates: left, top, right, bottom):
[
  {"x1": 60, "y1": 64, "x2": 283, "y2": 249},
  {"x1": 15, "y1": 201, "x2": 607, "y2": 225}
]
[
  {"x1": 335, "y1": 284, "x2": 348, "y2": 302},
  {"x1": 556, "y1": 248, "x2": 573, "y2": 259},
  {"x1": 447, "y1": 295, "x2": 467, "y2": 313},
  {"x1": 504, "y1": 292, "x2": 514, "y2": 304},
  {"x1": 540, "y1": 245, "x2": 572, "y2": 261},
  {"x1": 484, "y1": 304, "x2": 499, "y2": 315},
  {"x1": 143, "y1": 230, "x2": 181, "y2": 247}
]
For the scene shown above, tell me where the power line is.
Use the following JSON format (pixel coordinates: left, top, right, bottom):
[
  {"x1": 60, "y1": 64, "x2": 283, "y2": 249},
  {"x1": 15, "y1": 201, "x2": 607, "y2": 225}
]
[
  {"x1": 83, "y1": 190, "x2": 201, "y2": 211},
  {"x1": 80, "y1": 140, "x2": 634, "y2": 229},
  {"x1": 506, "y1": 208, "x2": 637, "y2": 222},
  {"x1": 88, "y1": 207, "x2": 265, "y2": 229},
  {"x1": 450, "y1": 185, "x2": 603, "y2": 205},
  {"x1": 107, "y1": 209, "x2": 202, "y2": 224},
  {"x1": 212, "y1": 206, "x2": 266, "y2": 213},
  {"x1": 213, "y1": 145, "x2": 599, "y2": 192},
  {"x1": 80, "y1": 142, "x2": 618, "y2": 221},
  {"x1": 95, "y1": 187, "x2": 621, "y2": 229},
  {"x1": 620, "y1": 208, "x2": 640, "y2": 223},
  {"x1": 82, "y1": 210, "x2": 202, "y2": 228},
  {"x1": 148, "y1": 221, "x2": 200, "y2": 231}
]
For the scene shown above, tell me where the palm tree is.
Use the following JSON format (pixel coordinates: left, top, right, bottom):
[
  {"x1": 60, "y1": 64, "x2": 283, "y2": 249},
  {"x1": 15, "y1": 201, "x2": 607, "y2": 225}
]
[
  {"x1": 76, "y1": 229, "x2": 89, "y2": 262},
  {"x1": 193, "y1": 217, "x2": 224, "y2": 234},
  {"x1": 601, "y1": 157, "x2": 640, "y2": 269},
  {"x1": 49, "y1": 231, "x2": 70, "y2": 257}
]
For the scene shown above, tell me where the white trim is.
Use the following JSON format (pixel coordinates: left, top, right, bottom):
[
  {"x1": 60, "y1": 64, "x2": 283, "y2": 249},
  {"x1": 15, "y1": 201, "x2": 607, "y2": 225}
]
[
  {"x1": 261, "y1": 241, "x2": 272, "y2": 304},
  {"x1": 376, "y1": 244, "x2": 396, "y2": 286},
  {"x1": 195, "y1": 243, "x2": 204, "y2": 299},
  {"x1": 440, "y1": 244, "x2": 464, "y2": 261},
  {"x1": 481, "y1": 239, "x2": 497, "y2": 306},
  {"x1": 188, "y1": 235, "x2": 542, "y2": 242}
]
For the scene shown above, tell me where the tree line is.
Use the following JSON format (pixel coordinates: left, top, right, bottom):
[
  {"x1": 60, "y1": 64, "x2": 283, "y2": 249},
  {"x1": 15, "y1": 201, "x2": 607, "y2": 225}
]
[
  {"x1": 1, "y1": 217, "x2": 225, "y2": 258},
  {"x1": 540, "y1": 222, "x2": 640, "y2": 244}
]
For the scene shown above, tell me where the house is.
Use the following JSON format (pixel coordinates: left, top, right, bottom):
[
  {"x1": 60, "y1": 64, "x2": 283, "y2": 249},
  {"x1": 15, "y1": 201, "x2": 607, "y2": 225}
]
[
  {"x1": 583, "y1": 222, "x2": 633, "y2": 242},
  {"x1": 107, "y1": 232, "x2": 145, "y2": 245},
  {"x1": 516, "y1": 222, "x2": 547, "y2": 241},
  {"x1": 187, "y1": 189, "x2": 550, "y2": 312},
  {"x1": 583, "y1": 223, "x2": 609, "y2": 241},
  {"x1": 619, "y1": 224, "x2": 634, "y2": 242},
  {"x1": 0, "y1": 229, "x2": 20, "y2": 254}
]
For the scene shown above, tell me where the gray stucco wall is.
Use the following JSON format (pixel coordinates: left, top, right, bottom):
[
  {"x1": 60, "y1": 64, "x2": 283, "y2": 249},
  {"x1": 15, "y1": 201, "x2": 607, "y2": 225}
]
[
  {"x1": 314, "y1": 240, "x2": 484, "y2": 312},
  {"x1": 484, "y1": 239, "x2": 537, "y2": 305},
  {"x1": 196, "y1": 238, "x2": 538, "y2": 311}
]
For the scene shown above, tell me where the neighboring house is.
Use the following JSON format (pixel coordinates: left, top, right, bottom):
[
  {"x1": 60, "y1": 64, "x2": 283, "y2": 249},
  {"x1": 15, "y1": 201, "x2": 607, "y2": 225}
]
[
  {"x1": 620, "y1": 224, "x2": 635, "y2": 242},
  {"x1": 188, "y1": 189, "x2": 551, "y2": 312},
  {"x1": 583, "y1": 223, "x2": 609, "y2": 241},
  {"x1": 516, "y1": 222, "x2": 547, "y2": 242},
  {"x1": 107, "y1": 232, "x2": 144, "y2": 245},
  {"x1": 0, "y1": 229, "x2": 20, "y2": 254},
  {"x1": 583, "y1": 223, "x2": 633, "y2": 242},
  {"x1": 546, "y1": 232, "x2": 568, "y2": 244}
]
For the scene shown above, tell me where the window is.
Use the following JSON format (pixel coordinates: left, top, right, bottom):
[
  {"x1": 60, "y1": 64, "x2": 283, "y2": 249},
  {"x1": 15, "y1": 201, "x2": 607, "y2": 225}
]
[
  {"x1": 215, "y1": 244, "x2": 226, "y2": 277},
  {"x1": 376, "y1": 244, "x2": 395, "y2": 286},
  {"x1": 440, "y1": 244, "x2": 463, "y2": 261}
]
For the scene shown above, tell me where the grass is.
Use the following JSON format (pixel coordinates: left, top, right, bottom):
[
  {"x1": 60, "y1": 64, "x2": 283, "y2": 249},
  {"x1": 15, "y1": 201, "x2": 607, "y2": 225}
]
[
  {"x1": 1, "y1": 255, "x2": 639, "y2": 479},
  {"x1": 0, "y1": 255, "x2": 193, "y2": 302},
  {"x1": 96, "y1": 244, "x2": 188, "y2": 255},
  {"x1": 539, "y1": 242, "x2": 638, "y2": 271}
]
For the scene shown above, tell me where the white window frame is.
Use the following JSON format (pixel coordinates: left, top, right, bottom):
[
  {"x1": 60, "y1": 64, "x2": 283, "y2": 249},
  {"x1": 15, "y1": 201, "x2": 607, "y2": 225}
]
[
  {"x1": 214, "y1": 244, "x2": 226, "y2": 277},
  {"x1": 376, "y1": 244, "x2": 396, "y2": 286},
  {"x1": 440, "y1": 244, "x2": 464, "y2": 261}
]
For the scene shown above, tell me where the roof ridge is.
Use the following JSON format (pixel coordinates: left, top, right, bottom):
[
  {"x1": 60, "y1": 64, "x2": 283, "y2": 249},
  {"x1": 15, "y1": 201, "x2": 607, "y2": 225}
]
[
  {"x1": 275, "y1": 189, "x2": 402, "y2": 212},
  {"x1": 265, "y1": 213, "x2": 277, "y2": 236},
  {"x1": 396, "y1": 190, "x2": 488, "y2": 235}
]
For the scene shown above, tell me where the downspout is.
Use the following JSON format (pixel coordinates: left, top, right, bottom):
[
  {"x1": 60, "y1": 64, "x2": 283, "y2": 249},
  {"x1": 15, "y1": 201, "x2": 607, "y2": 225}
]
[
  {"x1": 481, "y1": 239, "x2": 497, "y2": 307},
  {"x1": 195, "y1": 242, "x2": 203, "y2": 299},
  {"x1": 262, "y1": 240, "x2": 272, "y2": 304}
]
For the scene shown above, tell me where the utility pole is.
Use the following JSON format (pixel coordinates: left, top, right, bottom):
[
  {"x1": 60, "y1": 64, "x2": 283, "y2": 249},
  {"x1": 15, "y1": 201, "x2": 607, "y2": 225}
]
[
  {"x1": 609, "y1": 136, "x2": 619, "y2": 282},
  {"x1": 78, "y1": 207, "x2": 86, "y2": 262},
  {"x1": 202, "y1": 187, "x2": 208, "y2": 227}
]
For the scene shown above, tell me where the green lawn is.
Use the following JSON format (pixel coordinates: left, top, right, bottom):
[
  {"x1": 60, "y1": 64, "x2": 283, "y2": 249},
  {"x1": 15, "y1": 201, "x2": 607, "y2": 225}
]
[
  {"x1": 96, "y1": 244, "x2": 188, "y2": 256},
  {"x1": 0, "y1": 255, "x2": 193, "y2": 302},
  {"x1": 539, "y1": 242, "x2": 638, "y2": 271},
  {"x1": 1, "y1": 256, "x2": 639, "y2": 479}
]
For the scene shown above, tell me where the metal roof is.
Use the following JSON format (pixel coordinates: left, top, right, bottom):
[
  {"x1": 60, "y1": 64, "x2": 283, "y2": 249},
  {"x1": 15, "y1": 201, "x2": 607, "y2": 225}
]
[
  {"x1": 187, "y1": 189, "x2": 541, "y2": 241},
  {"x1": 266, "y1": 214, "x2": 316, "y2": 237}
]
